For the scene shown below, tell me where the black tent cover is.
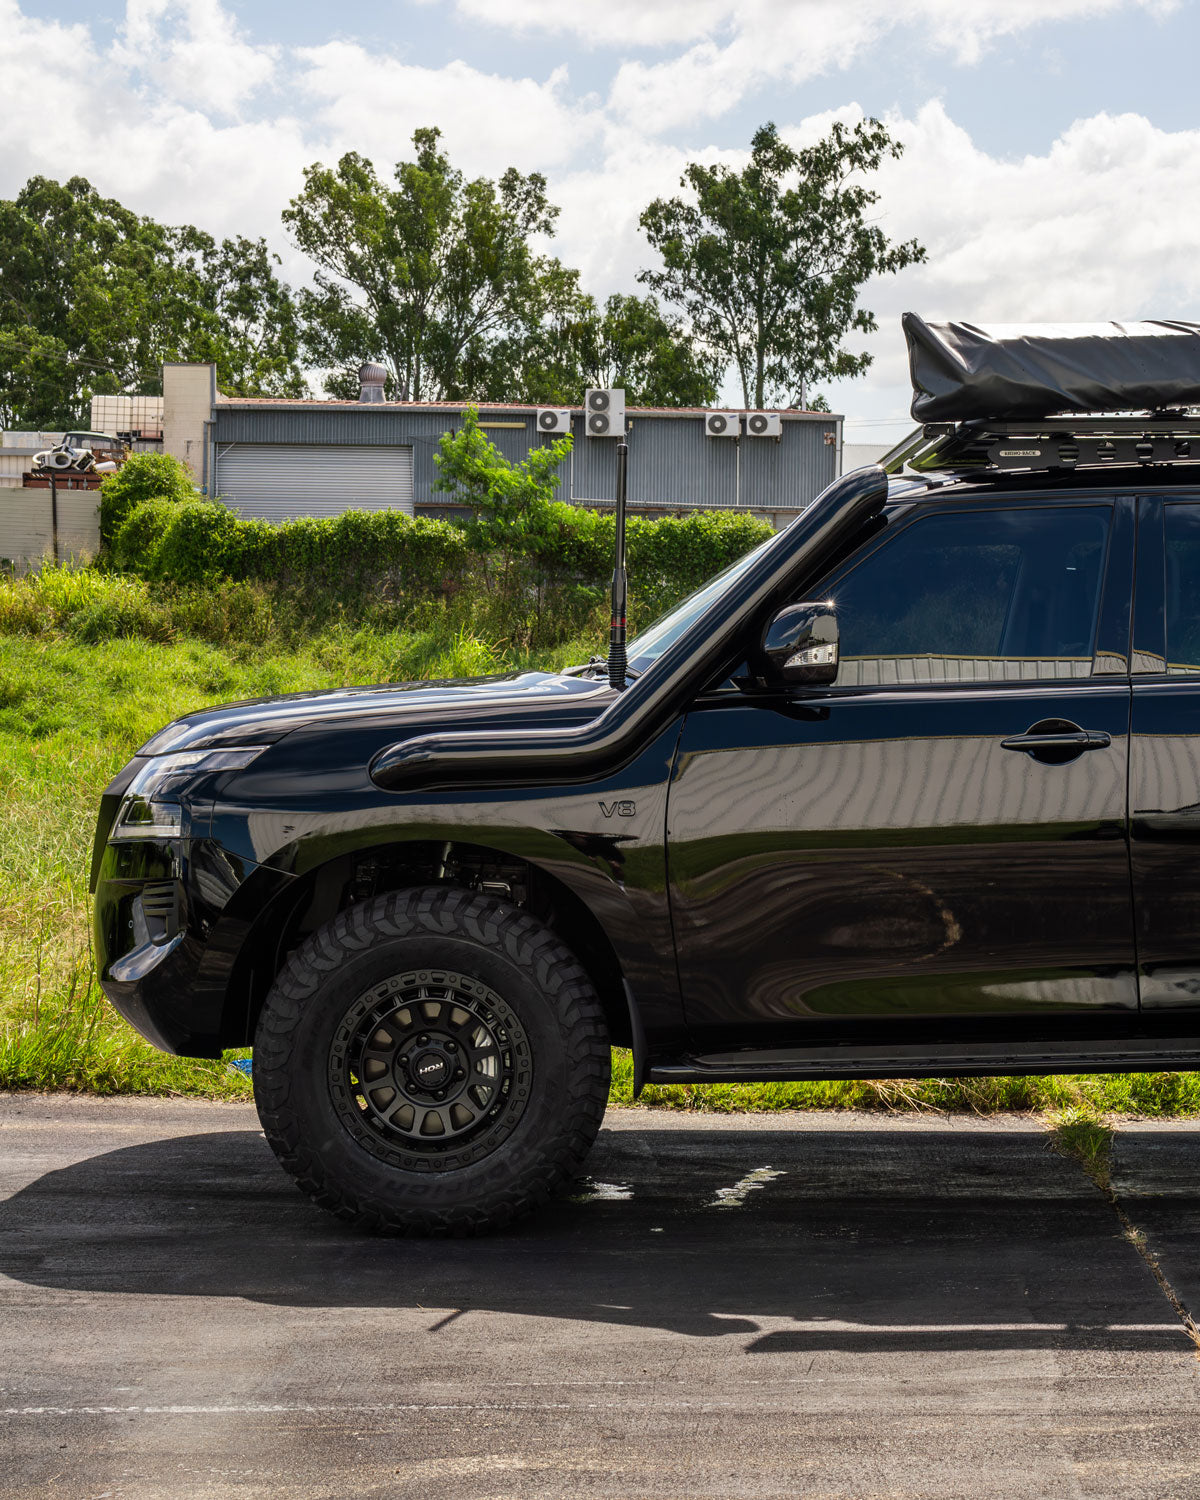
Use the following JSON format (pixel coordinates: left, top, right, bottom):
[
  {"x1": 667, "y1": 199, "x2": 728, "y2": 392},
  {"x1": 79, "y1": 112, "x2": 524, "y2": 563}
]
[{"x1": 903, "y1": 313, "x2": 1200, "y2": 423}]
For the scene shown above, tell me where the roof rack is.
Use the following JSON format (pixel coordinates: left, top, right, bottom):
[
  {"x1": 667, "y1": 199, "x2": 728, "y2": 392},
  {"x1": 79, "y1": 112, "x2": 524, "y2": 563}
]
[{"x1": 888, "y1": 413, "x2": 1200, "y2": 476}]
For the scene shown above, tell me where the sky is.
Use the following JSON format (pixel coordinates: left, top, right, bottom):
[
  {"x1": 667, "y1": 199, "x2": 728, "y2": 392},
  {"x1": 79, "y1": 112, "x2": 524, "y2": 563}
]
[{"x1": 2, "y1": 0, "x2": 1198, "y2": 439}]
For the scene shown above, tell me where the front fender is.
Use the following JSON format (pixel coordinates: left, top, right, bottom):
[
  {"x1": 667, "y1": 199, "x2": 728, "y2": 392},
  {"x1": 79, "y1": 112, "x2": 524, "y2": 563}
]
[{"x1": 209, "y1": 722, "x2": 685, "y2": 1045}]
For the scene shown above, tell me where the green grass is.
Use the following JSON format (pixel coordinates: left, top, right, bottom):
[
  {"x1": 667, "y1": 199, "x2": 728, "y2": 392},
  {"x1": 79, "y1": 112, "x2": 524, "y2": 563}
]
[
  {"x1": 1047, "y1": 1106, "x2": 1115, "y2": 1190},
  {"x1": 2, "y1": 562, "x2": 1199, "y2": 1115}
]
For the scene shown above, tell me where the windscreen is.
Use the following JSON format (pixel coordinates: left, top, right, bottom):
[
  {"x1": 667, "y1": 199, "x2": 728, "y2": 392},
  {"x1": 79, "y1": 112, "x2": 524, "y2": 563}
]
[{"x1": 626, "y1": 534, "x2": 777, "y2": 675}]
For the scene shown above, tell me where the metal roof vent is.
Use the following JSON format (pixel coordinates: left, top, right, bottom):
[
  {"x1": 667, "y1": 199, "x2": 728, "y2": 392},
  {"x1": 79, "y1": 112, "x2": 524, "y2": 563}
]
[{"x1": 358, "y1": 363, "x2": 388, "y2": 403}]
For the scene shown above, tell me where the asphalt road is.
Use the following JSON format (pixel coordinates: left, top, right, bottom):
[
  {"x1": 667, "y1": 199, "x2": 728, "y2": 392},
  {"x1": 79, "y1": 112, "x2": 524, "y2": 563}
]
[{"x1": 0, "y1": 1096, "x2": 1198, "y2": 1499}]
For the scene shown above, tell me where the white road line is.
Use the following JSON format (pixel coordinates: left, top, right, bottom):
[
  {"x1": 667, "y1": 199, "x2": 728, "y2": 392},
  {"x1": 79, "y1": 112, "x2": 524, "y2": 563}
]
[{"x1": 708, "y1": 1165, "x2": 785, "y2": 1208}]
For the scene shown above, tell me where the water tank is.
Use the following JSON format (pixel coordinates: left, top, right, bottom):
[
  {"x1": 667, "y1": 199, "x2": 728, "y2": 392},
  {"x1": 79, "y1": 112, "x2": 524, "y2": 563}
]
[{"x1": 358, "y1": 363, "x2": 388, "y2": 403}]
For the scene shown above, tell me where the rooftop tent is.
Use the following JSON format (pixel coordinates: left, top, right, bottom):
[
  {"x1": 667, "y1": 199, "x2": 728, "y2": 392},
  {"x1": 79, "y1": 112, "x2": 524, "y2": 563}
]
[{"x1": 903, "y1": 314, "x2": 1200, "y2": 423}]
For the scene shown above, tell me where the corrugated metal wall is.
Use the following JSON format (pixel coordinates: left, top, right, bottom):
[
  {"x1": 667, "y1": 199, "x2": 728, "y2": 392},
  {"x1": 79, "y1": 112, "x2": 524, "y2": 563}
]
[
  {"x1": 569, "y1": 413, "x2": 838, "y2": 511},
  {"x1": 211, "y1": 406, "x2": 839, "y2": 515}
]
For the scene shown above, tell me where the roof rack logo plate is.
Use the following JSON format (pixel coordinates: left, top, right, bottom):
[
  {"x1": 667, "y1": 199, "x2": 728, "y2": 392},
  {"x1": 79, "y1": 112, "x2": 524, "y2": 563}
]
[{"x1": 998, "y1": 448, "x2": 1043, "y2": 458}]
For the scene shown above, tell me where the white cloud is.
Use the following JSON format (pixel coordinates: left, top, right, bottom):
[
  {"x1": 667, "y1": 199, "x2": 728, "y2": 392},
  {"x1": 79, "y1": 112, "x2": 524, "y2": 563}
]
[
  {"x1": 443, "y1": 0, "x2": 1176, "y2": 53},
  {"x1": 415, "y1": 0, "x2": 735, "y2": 48},
  {"x1": 294, "y1": 46, "x2": 602, "y2": 175},
  {"x1": 0, "y1": 0, "x2": 305, "y2": 262},
  {"x1": 603, "y1": 0, "x2": 1179, "y2": 132},
  {"x1": 113, "y1": 0, "x2": 278, "y2": 113},
  {"x1": 825, "y1": 100, "x2": 1200, "y2": 431}
]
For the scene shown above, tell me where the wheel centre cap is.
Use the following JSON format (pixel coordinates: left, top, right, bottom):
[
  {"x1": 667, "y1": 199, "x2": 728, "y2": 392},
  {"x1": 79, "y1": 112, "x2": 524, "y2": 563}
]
[{"x1": 409, "y1": 1048, "x2": 452, "y2": 1090}]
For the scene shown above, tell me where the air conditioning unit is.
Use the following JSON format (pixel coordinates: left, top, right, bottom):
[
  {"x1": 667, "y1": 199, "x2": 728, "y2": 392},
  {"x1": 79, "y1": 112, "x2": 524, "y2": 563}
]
[
  {"x1": 705, "y1": 410, "x2": 741, "y2": 438},
  {"x1": 745, "y1": 410, "x2": 782, "y2": 438},
  {"x1": 585, "y1": 388, "x2": 625, "y2": 437},
  {"x1": 536, "y1": 408, "x2": 573, "y2": 434}
]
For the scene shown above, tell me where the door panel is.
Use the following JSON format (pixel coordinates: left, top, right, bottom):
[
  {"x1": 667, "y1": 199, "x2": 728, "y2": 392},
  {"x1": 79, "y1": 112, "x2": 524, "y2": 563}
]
[
  {"x1": 1131, "y1": 495, "x2": 1200, "y2": 1010},
  {"x1": 670, "y1": 686, "x2": 1135, "y2": 1037},
  {"x1": 668, "y1": 498, "x2": 1137, "y2": 1043}
]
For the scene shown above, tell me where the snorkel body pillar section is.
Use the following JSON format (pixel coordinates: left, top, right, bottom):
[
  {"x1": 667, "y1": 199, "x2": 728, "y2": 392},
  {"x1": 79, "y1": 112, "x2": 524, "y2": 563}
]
[
  {"x1": 608, "y1": 440, "x2": 630, "y2": 691},
  {"x1": 369, "y1": 466, "x2": 890, "y2": 794}
]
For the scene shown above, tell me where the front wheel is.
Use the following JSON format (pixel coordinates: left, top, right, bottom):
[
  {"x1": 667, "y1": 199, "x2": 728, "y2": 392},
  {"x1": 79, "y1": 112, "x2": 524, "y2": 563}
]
[{"x1": 252, "y1": 887, "x2": 611, "y2": 1236}]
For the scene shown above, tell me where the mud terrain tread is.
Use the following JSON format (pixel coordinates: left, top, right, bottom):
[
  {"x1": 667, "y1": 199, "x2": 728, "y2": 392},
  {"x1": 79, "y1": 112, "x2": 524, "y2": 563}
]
[{"x1": 253, "y1": 887, "x2": 610, "y2": 1236}]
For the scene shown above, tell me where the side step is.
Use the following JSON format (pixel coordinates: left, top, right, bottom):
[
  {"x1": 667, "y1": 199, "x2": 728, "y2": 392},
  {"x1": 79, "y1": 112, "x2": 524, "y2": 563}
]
[{"x1": 648, "y1": 1036, "x2": 1200, "y2": 1085}]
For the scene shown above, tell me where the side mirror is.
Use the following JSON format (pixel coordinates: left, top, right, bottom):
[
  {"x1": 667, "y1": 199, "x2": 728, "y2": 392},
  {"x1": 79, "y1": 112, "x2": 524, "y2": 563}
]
[{"x1": 760, "y1": 601, "x2": 839, "y2": 686}]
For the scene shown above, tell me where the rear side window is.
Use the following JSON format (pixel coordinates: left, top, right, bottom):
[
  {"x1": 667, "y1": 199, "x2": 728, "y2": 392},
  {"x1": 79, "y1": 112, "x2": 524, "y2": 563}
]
[
  {"x1": 823, "y1": 505, "x2": 1110, "y2": 686},
  {"x1": 1164, "y1": 503, "x2": 1200, "y2": 673}
]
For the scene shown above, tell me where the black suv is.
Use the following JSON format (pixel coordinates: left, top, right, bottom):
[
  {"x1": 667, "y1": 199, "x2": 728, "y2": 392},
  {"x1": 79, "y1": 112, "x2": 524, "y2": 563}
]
[{"x1": 91, "y1": 396, "x2": 1200, "y2": 1235}]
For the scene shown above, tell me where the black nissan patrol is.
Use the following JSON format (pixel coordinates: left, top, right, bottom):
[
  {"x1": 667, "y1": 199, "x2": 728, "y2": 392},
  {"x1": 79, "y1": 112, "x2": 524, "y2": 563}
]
[{"x1": 92, "y1": 317, "x2": 1200, "y2": 1234}]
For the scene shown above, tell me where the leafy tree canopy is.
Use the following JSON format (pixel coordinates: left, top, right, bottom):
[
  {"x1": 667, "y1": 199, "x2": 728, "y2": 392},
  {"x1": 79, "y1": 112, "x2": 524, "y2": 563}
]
[
  {"x1": 495, "y1": 279, "x2": 721, "y2": 408},
  {"x1": 286, "y1": 128, "x2": 564, "y2": 404},
  {"x1": 638, "y1": 119, "x2": 925, "y2": 409},
  {"x1": 0, "y1": 175, "x2": 304, "y2": 430},
  {"x1": 287, "y1": 129, "x2": 718, "y2": 410}
]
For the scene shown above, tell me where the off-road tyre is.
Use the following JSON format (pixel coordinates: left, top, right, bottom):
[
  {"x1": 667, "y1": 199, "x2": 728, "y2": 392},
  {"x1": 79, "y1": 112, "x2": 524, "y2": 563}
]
[{"x1": 253, "y1": 887, "x2": 611, "y2": 1236}]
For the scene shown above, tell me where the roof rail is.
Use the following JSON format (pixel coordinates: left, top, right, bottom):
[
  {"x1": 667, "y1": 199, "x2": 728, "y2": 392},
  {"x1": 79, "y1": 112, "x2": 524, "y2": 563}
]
[
  {"x1": 879, "y1": 427, "x2": 927, "y2": 475},
  {"x1": 903, "y1": 413, "x2": 1200, "y2": 475}
]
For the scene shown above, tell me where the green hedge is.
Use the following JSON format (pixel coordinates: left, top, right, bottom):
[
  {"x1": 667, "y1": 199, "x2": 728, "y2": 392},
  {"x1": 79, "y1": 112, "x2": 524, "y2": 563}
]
[
  {"x1": 115, "y1": 499, "x2": 474, "y2": 593},
  {"x1": 115, "y1": 496, "x2": 772, "y2": 605}
]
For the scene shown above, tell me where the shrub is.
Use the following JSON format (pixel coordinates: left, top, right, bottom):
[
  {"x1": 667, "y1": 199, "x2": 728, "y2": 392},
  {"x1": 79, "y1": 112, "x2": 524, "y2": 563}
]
[
  {"x1": 112, "y1": 497, "x2": 179, "y2": 573},
  {"x1": 99, "y1": 452, "x2": 198, "y2": 550},
  {"x1": 119, "y1": 499, "x2": 473, "y2": 599},
  {"x1": 162, "y1": 581, "x2": 275, "y2": 646},
  {"x1": 267, "y1": 510, "x2": 471, "y2": 597},
  {"x1": 150, "y1": 500, "x2": 261, "y2": 584},
  {"x1": 84, "y1": 413, "x2": 774, "y2": 654}
]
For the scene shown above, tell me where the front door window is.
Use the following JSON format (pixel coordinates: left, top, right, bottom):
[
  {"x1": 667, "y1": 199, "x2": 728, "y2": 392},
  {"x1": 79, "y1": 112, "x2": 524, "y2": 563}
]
[{"x1": 825, "y1": 506, "x2": 1110, "y2": 686}]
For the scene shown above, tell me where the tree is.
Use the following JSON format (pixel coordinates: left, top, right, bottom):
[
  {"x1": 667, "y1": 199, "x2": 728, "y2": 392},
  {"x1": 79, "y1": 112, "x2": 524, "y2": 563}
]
[
  {"x1": 432, "y1": 407, "x2": 575, "y2": 633},
  {"x1": 638, "y1": 120, "x2": 925, "y2": 409},
  {"x1": 0, "y1": 175, "x2": 304, "y2": 430},
  {"x1": 165, "y1": 230, "x2": 306, "y2": 398},
  {"x1": 496, "y1": 281, "x2": 721, "y2": 408},
  {"x1": 432, "y1": 406, "x2": 571, "y2": 542},
  {"x1": 286, "y1": 128, "x2": 564, "y2": 403}
]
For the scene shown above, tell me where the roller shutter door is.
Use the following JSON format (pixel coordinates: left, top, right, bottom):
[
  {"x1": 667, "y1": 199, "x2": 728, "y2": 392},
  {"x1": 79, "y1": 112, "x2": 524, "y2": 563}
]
[{"x1": 216, "y1": 444, "x2": 414, "y2": 521}]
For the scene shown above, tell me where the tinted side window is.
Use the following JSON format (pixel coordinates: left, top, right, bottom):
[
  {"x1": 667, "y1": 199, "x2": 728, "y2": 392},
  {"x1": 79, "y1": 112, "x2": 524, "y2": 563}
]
[
  {"x1": 824, "y1": 506, "x2": 1110, "y2": 686},
  {"x1": 1164, "y1": 502, "x2": 1200, "y2": 673}
]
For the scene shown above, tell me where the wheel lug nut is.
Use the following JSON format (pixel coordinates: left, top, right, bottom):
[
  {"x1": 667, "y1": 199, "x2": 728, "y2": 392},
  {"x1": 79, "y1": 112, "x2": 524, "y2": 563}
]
[
  {"x1": 418, "y1": 1035, "x2": 428, "y2": 1045},
  {"x1": 455, "y1": 1069, "x2": 464, "y2": 1080},
  {"x1": 446, "y1": 1041, "x2": 457, "y2": 1051}
]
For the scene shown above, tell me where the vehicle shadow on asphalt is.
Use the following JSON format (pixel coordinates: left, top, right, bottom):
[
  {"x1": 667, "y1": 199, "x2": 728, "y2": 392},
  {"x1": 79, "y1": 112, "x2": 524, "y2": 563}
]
[{"x1": 2, "y1": 1122, "x2": 1196, "y2": 1353}]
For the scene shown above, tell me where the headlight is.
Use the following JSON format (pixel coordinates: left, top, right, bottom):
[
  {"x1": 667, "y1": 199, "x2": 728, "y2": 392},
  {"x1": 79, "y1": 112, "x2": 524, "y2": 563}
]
[
  {"x1": 110, "y1": 796, "x2": 183, "y2": 841},
  {"x1": 108, "y1": 747, "x2": 269, "y2": 844}
]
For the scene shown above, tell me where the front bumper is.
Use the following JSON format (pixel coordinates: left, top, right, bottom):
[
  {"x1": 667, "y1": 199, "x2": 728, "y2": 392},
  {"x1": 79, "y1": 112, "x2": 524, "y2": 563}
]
[{"x1": 94, "y1": 834, "x2": 293, "y2": 1057}]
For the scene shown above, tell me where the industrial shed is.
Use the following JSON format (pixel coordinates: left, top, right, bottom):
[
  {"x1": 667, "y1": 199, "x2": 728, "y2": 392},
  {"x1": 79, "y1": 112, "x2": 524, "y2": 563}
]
[{"x1": 163, "y1": 365, "x2": 843, "y2": 528}]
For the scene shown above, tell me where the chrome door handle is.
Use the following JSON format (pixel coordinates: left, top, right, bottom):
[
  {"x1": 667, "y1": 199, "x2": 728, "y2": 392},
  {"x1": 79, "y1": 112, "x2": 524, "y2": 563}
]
[
  {"x1": 1000, "y1": 730, "x2": 1111, "y2": 752},
  {"x1": 1000, "y1": 718, "x2": 1112, "y2": 765}
]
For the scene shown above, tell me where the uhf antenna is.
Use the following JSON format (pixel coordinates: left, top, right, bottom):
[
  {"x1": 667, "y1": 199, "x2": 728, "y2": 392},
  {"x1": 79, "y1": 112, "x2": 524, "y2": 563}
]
[{"x1": 607, "y1": 437, "x2": 629, "y2": 690}]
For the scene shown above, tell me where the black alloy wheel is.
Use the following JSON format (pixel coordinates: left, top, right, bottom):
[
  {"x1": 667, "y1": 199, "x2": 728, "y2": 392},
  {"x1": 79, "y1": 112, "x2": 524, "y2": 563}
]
[
  {"x1": 329, "y1": 967, "x2": 532, "y2": 1172},
  {"x1": 253, "y1": 887, "x2": 611, "y2": 1236}
]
